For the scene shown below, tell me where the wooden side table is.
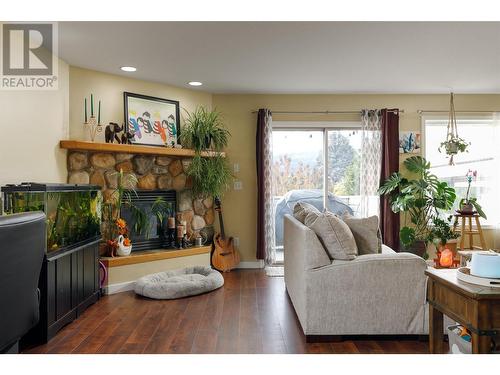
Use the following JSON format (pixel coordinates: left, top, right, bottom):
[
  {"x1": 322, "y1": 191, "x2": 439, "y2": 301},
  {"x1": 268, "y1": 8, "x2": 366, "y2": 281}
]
[
  {"x1": 426, "y1": 268, "x2": 500, "y2": 354},
  {"x1": 453, "y1": 213, "x2": 487, "y2": 251}
]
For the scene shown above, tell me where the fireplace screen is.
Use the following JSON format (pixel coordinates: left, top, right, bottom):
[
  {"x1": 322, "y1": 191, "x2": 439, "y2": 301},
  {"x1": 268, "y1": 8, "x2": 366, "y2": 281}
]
[{"x1": 120, "y1": 189, "x2": 176, "y2": 251}]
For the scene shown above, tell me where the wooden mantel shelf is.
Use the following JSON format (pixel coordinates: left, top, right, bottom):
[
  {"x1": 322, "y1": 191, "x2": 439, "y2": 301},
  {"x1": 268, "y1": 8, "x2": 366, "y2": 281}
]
[
  {"x1": 101, "y1": 245, "x2": 211, "y2": 267},
  {"x1": 60, "y1": 140, "x2": 225, "y2": 158}
]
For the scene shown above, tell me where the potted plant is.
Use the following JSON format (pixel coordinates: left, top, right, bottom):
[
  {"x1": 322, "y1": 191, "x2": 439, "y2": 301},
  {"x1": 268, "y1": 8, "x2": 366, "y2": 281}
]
[
  {"x1": 428, "y1": 216, "x2": 459, "y2": 266},
  {"x1": 438, "y1": 136, "x2": 469, "y2": 158},
  {"x1": 102, "y1": 169, "x2": 148, "y2": 256},
  {"x1": 181, "y1": 106, "x2": 232, "y2": 199},
  {"x1": 459, "y1": 169, "x2": 487, "y2": 219},
  {"x1": 378, "y1": 156, "x2": 456, "y2": 258}
]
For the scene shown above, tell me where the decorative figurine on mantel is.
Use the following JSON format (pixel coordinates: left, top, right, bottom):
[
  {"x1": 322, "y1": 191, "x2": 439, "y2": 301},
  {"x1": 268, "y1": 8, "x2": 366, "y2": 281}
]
[
  {"x1": 121, "y1": 129, "x2": 135, "y2": 144},
  {"x1": 83, "y1": 94, "x2": 103, "y2": 142},
  {"x1": 105, "y1": 122, "x2": 123, "y2": 143}
]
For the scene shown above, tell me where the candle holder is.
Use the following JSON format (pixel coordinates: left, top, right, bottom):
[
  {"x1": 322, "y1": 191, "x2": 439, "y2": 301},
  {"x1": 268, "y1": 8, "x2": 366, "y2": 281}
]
[
  {"x1": 181, "y1": 234, "x2": 191, "y2": 249},
  {"x1": 84, "y1": 116, "x2": 102, "y2": 142}
]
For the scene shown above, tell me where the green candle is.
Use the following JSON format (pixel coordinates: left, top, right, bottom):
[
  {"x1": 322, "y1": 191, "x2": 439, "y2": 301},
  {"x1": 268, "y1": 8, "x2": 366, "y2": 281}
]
[
  {"x1": 91, "y1": 94, "x2": 94, "y2": 117},
  {"x1": 84, "y1": 97, "x2": 87, "y2": 123},
  {"x1": 98, "y1": 100, "x2": 101, "y2": 124}
]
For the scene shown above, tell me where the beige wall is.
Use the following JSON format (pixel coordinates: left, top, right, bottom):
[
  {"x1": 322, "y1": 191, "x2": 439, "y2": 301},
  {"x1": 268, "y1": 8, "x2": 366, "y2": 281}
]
[
  {"x1": 69, "y1": 66, "x2": 212, "y2": 142},
  {"x1": 0, "y1": 59, "x2": 69, "y2": 187},
  {"x1": 212, "y1": 94, "x2": 500, "y2": 261}
]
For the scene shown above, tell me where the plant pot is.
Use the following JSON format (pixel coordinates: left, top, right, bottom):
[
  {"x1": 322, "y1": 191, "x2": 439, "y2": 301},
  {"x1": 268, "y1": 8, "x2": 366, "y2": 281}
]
[
  {"x1": 405, "y1": 240, "x2": 427, "y2": 258},
  {"x1": 461, "y1": 202, "x2": 474, "y2": 215},
  {"x1": 204, "y1": 135, "x2": 212, "y2": 149},
  {"x1": 446, "y1": 143, "x2": 459, "y2": 155}
]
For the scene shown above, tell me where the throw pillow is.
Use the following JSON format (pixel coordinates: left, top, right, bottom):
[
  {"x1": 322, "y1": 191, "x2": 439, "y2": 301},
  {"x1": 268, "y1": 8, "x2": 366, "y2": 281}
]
[
  {"x1": 341, "y1": 214, "x2": 382, "y2": 255},
  {"x1": 293, "y1": 201, "x2": 321, "y2": 223},
  {"x1": 304, "y1": 211, "x2": 358, "y2": 260}
]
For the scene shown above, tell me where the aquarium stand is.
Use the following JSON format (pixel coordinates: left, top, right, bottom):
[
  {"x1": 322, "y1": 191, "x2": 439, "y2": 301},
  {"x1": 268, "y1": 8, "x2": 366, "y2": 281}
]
[{"x1": 24, "y1": 237, "x2": 101, "y2": 344}]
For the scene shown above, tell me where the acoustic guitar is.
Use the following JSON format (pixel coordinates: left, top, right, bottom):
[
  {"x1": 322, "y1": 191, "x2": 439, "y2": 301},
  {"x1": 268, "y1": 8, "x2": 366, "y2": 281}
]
[{"x1": 211, "y1": 197, "x2": 240, "y2": 272}]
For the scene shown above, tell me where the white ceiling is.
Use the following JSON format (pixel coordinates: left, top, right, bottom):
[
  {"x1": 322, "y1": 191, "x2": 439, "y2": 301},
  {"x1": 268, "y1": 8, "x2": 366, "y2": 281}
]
[{"x1": 59, "y1": 22, "x2": 500, "y2": 94}]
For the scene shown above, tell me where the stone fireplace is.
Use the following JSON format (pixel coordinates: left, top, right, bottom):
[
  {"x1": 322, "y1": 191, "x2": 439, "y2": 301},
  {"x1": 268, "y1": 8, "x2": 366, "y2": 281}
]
[{"x1": 66, "y1": 150, "x2": 215, "y2": 249}]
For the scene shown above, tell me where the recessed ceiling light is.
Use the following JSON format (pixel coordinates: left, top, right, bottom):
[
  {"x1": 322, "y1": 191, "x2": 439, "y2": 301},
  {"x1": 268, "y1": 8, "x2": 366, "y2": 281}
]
[
  {"x1": 120, "y1": 66, "x2": 137, "y2": 72},
  {"x1": 188, "y1": 81, "x2": 203, "y2": 86}
]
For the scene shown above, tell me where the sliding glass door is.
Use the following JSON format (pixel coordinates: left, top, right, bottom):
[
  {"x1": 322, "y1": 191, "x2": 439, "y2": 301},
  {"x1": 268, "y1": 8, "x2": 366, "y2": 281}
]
[{"x1": 271, "y1": 124, "x2": 362, "y2": 263}]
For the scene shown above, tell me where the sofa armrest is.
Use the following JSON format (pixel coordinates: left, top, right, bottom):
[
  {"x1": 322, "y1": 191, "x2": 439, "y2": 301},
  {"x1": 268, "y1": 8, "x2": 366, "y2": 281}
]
[
  {"x1": 283, "y1": 214, "x2": 331, "y2": 332},
  {"x1": 305, "y1": 252, "x2": 428, "y2": 334}
]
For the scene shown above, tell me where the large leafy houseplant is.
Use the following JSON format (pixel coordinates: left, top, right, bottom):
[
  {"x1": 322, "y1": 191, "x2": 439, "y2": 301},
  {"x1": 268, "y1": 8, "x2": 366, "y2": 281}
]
[
  {"x1": 378, "y1": 156, "x2": 456, "y2": 256},
  {"x1": 181, "y1": 106, "x2": 232, "y2": 199}
]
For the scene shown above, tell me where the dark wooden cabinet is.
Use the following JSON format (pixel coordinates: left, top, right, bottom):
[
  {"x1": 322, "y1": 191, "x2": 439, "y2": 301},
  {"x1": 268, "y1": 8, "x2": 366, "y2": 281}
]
[{"x1": 24, "y1": 238, "x2": 101, "y2": 344}]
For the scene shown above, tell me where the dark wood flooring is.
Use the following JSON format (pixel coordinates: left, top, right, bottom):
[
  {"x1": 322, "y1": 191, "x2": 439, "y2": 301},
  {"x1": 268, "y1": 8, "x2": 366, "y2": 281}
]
[{"x1": 23, "y1": 269, "x2": 431, "y2": 354}]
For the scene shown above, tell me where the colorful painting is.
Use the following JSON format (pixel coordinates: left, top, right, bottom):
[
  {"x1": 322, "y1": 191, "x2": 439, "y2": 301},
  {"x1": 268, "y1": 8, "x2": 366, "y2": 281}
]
[
  {"x1": 124, "y1": 92, "x2": 180, "y2": 147},
  {"x1": 399, "y1": 131, "x2": 421, "y2": 154}
]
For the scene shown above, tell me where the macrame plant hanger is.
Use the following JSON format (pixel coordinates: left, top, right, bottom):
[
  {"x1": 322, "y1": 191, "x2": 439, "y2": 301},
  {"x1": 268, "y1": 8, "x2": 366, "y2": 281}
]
[{"x1": 446, "y1": 92, "x2": 459, "y2": 165}]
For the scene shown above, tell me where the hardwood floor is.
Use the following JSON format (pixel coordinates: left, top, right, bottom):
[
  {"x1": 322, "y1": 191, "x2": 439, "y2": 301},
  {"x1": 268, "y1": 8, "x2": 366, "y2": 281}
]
[{"x1": 23, "y1": 269, "x2": 430, "y2": 354}]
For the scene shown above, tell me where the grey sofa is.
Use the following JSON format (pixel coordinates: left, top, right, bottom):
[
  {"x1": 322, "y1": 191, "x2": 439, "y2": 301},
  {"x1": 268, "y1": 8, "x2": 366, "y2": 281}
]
[{"x1": 284, "y1": 214, "x2": 429, "y2": 339}]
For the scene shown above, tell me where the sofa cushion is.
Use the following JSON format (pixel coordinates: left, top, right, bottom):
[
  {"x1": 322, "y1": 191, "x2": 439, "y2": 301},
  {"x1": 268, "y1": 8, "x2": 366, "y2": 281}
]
[
  {"x1": 293, "y1": 201, "x2": 321, "y2": 223},
  {"x1": 304, "y1": 211, "x2": 358, "y2": 260},
  {"x1": 341, "y1": 214, "x2": 382, "y2": 255}
]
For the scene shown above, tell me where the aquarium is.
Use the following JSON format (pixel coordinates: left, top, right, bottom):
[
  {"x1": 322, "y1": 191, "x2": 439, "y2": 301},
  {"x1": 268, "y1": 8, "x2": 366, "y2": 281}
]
[{"x1": 2, "y1": 183, "x2": 101, "y2": 253}]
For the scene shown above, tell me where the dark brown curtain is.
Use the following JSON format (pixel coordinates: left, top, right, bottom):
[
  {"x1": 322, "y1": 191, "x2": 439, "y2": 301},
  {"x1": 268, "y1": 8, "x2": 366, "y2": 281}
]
[
  {"x1": 380, "y1": 108, "x2": 400, "y2": 251},
  {"x1": 256, "y1": 109, "x2": 271, "y2": 260}
]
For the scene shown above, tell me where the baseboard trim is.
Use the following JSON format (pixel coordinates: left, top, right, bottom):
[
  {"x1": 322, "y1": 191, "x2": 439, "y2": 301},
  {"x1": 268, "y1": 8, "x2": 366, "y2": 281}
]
[
  {"x1": 103, "y1": 280, "x2": 136, "y2": 295},
  {"x1": 236, "y1": 260, "x2": 265, "y2": 269}
]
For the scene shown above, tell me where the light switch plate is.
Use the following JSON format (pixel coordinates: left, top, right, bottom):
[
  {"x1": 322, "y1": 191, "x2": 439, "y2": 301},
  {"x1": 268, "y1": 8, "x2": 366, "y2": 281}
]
[
  {"x1": 233, "y1": 163, "x2": 240, "y2": 173},
  {"x1": 234, "y1": 180, "x2": 243, "y2": 190},
  {"x1": 233, "y1": 237, "x2": 240, "y2": 247}
]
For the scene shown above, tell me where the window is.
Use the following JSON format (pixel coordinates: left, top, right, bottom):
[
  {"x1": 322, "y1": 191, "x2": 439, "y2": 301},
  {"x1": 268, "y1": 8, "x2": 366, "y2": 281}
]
[
  {"x1": 423, "y1": 116, "x2": 500, "y2": 226},
  {"x1": 271, "y1": 123, "x2": 363, "y2": 261}
]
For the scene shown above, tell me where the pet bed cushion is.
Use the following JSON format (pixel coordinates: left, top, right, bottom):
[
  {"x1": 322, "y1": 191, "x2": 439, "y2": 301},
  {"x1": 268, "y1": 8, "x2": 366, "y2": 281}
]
[{"x1": 134, "y1": 266, "x2": 224, "y2": 299}]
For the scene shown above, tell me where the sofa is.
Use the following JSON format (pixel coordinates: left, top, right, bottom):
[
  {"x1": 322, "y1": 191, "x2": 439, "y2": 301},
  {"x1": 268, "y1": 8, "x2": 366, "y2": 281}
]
[
  {"x1": 0, "y1": 212, "x2": 45, "y2": 353},
  {"x1": 284, "y1": 214, "x2": 429, "y2": 339}
]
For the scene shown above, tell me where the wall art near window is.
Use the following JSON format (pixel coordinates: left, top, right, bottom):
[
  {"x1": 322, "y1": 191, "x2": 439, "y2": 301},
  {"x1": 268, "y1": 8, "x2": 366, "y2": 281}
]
[
  {"x1": 399, "y1": 131, "x2": 421, "y2": 154},
  {"x1": 124, "y1": 92, "x2": 180, "y2": 147}
]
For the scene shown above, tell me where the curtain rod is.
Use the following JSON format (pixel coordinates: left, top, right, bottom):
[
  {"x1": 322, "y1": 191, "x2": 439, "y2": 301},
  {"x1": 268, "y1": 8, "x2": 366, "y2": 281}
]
[
  {"x1": 250, "y1": 109, "x2": 403, "y2": 114},
  {"x1": 417, "y1": 110, "x2": 499, "y2": 114}
]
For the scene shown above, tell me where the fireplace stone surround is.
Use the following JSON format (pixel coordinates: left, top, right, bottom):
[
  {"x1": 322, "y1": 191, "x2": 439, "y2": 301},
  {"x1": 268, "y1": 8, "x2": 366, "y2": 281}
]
[{"x1": 65, "y1": 150, "x2": 215, "y2": 254}]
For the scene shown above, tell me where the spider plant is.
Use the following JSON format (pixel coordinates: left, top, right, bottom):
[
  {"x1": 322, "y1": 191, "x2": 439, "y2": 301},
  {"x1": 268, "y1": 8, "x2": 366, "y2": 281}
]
[
  {"x1": 181, "y1": 106, "x2": 230, "y2": 151},
  {"x1": 181, "y1": 106, "x2": 233, "y2": 199}
]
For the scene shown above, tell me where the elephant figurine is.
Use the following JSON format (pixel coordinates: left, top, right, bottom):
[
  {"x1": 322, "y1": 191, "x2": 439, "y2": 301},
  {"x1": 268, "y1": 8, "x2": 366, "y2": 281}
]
[{"x1": 105, "y1": 122, "x2": 123, "y2": 143}]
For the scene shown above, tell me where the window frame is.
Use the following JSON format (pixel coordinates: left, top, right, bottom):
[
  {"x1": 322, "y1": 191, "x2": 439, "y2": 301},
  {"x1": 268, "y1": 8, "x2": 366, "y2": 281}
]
[
  {"x1": 421, "y1": 114, "x2": 498, "y2": 229},
  {"x1": 272, "y1": 120, "x2": 362, "y2": 212}
]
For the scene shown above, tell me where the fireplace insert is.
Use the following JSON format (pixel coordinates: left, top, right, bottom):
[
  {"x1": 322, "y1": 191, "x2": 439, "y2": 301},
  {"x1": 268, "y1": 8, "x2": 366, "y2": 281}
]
[{"x1": 120, "y1": 189, "x2": 177, "y2": 251}]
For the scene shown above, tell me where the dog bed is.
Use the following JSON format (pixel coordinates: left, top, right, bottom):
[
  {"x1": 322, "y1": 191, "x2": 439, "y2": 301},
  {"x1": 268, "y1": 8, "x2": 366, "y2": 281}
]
[{"x1": 134, "y1": 266, "x2": 224, "y2": 299}]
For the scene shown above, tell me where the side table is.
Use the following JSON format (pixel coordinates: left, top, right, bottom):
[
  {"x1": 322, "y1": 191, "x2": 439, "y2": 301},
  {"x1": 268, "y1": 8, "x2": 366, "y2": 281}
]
[{"x1": 426, "y1": 267, "x2": 500, "y2": 354}]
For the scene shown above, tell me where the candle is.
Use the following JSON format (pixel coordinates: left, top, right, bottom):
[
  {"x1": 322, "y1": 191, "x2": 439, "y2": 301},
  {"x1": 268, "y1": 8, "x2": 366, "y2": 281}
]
[
  {"x1": 91, "y1": 94, "x2": 94, "y2": 116},
  {"x1": 167, "y1": 217, "x2": 175, "y2": 229},
  {"x1": 84, "y1": 97, "x2": 87, "y2": 123},
  {"x1": 177, "y1": 225, "x2": 184, "y2": 238},
  {"x1": 98, "y1": 100, "x2": 101, "y2": 124}
]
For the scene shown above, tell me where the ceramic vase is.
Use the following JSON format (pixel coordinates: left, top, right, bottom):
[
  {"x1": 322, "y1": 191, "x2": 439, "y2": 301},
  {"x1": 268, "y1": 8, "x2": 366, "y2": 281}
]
[{"x1": 116, "y1": 234, "x2": 132, "y2": 256}]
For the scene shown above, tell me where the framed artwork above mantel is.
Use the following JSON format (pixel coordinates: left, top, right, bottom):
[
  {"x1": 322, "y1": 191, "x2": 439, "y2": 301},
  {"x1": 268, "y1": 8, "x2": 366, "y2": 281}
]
[{"x1": 124, "y1": 92, "x2": 180, "y2": 147}]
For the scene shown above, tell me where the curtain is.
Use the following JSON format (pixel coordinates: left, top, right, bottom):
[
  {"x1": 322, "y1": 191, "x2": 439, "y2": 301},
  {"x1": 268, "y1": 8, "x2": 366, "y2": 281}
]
[
  {"x1": 360, "y1": 110, "x2": 382, "y2": 218},
  {"x1": 380, "y1": 109, "x2": 400, "y2": 251},
  {"x1": 256, "y1": 109, "x2": 275, "y2": 263}
]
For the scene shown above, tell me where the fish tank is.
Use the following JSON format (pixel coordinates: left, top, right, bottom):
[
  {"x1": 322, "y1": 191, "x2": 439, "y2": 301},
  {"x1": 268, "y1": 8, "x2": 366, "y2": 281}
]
[{"x1": 1, "y1": 183, "x2": 102, "y2": 254}]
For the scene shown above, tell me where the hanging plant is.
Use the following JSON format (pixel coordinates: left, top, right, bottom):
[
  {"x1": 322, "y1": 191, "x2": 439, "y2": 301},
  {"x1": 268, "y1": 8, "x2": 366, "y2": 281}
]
[
  {"x1": 438, "y1": 92, "x2": 470, "y2": 165},
  {"x1": 181, "y1": 106, "x2": 233, "y2": 199}
]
